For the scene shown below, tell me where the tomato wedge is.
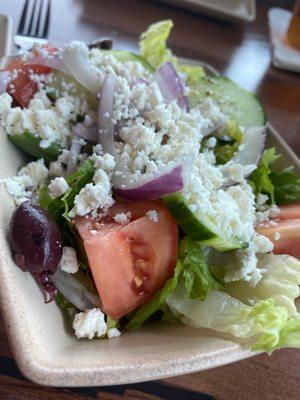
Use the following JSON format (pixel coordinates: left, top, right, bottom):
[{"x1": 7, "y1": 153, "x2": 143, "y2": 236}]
[
  {"x1": 4, "y1": 54, "x2": 52, "y2": 108},
  {"x1": 256, "y1": 204, "x2": 300, "y2": 259},
  {"x1": 277, "y1": 203, "x2": 300, "y2": 221},
  {"x1": 74, "y1": 200, "x2": 178, "y2": 319}
]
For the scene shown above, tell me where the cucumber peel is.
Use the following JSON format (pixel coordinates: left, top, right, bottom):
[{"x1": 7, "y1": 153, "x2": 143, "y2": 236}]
[
  {"x1": 8, "y1": 131, "x2": 63, "y2": 164},
  {"x1": 163, "y1": 192, "x2": 244, "y2": 252},
  {"x1": 189, "y1": 75, "x2": 266, "y2": 129}
]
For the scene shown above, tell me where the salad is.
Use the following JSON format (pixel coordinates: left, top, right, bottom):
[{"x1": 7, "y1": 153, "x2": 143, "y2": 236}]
[{"x1": 1, "y1": 20, "x2": 300, "y2": 351}]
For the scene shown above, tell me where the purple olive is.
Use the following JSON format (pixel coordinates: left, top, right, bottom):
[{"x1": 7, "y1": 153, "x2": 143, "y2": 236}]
[
  {"x1": 9, "y1": 201, "x2": 63, "y2": 302},
  {"x1": 9, "y1": 201, "x2": 63, "y2": 275}
]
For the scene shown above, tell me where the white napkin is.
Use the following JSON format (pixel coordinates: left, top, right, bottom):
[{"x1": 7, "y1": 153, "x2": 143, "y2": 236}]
[{"x1": 268, "y1": 7, "x2": 300, "y2": 73}]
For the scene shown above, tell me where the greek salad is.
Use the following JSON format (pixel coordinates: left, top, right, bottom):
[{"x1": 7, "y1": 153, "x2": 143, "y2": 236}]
[{"x1": 1, "y1": 21, "x2": 300, "y2": 351}]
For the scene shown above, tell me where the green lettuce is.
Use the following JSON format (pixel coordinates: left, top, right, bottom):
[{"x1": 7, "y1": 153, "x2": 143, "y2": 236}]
[
  {"x1": 39, "y1": 159, "x2": 95, "y2": 222},
  {"x1": 126, "y1": 238, "x2": 222, "y2": 330},
  {"x1": 248, "y1": 147, "x2": 280, "y2": 203},
  {"x1": 270, "y1": 166, "x2": 300, "y2": 205},
  {"x1": 180, "y1": 238, "x2": 223, "y2": 300},
  {"x1": 248, "y1": 147, "x2": 300, "y2": 205},
  {"x1": 126, "y1": 260, "x2": 183, "y2": 331},
  {"x1": 139, "y1": 20, "x2": 205, "y2": 84},
  {"x1": 167, "y1": 253, "x2": 300, "y2": 353},
  {"x1": 225, "y1": 253, "x2": 300, "y2": 315}
]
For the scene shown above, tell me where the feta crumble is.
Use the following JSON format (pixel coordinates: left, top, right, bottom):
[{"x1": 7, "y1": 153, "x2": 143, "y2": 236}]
[
  {"x1": 73, "y1": 308, "x2": 107, "y2": 339},
  {"x1": 73, "y1": 308, "x2": 121, "y2": 339},
  {"x1": 69, "y1": 169, "x2": 114, "y2": 217},
  {"x1": 146, "y1": 209, "x2": 158, "y2": 222},
  {"x1": 107, "y1": 327, "x2": 121, "y2": 338},
  {"x1": 3, "y1": 159, "x2": 48, "y2": 204},
  {"x1": 48, "y1": 177, "x2": 69, "y2": 199},
  {"x1": 59, "y1": 246, "x2": 79, "y2": 274},
  {"x1": 274, "y1": 231, "x2": 281, "y2": 241},
  {"x1": 113, "y1": 212, "x2": 131, "y2": 225}
]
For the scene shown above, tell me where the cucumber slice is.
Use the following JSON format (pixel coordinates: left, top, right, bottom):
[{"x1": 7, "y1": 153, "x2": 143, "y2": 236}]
[
  {"x1": 8, "y1": 131, "x2": 63, "y2": 164},
  {"x1": 104, "y1": 50, "x2": 155, "y2": 72},
  {"x1": 163, "y1": 192, "x2": 244, "y2": 252},
  {"x1": 189, "y1": 76, "x2": 266, "y2": 128}
]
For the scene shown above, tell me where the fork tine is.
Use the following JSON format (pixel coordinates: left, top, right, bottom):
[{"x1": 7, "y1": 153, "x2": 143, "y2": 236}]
[
  {"x1": 17, "y1": 0, "x2": 30, "y2": 35},
  {"x1": 27, "y1": 0, "x2": 38, "y2": 36},
  {"x1": 34, "y1": 0, "x2": 43, "y2": 37},
  {"x1": 41, "y1": 0, "x2": 51, "y2": 39}
]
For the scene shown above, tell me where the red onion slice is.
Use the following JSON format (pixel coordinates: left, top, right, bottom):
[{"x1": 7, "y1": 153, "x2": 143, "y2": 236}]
[
  {"x1": 62, "y1": 41, "x2": 99, "y2": 94},
  {"x1": 98, "y1": 73, "x2": 118, "y2": 156},
  {"x1": 73, "y1": 123, "x2": 97, "y2": 143},
  {"x1": 0, "y1": 71, "x2": 10, "y2": 94},
  {"x1": 155, "y1": 62, "x2": 189, "y2": 112},
  {"x1": 231, "y1": 126, "x2": 266, "y2": 167},
  {"x1": 113, "y1": 155, "x2": 193, "y2": 201}
]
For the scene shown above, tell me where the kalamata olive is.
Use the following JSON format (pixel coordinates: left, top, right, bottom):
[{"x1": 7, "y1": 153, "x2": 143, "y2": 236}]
[
  {"x1": 88, "y1": 38, "x2": 113, "y2": 50},
  {"x1": 9, "y1": 201, "x2": 63, "y2": 275}
]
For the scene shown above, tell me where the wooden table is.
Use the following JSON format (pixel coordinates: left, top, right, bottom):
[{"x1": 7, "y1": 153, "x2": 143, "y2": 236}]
[{"x1": 0, "y1": 0, "x2": 300, "y2": 398}]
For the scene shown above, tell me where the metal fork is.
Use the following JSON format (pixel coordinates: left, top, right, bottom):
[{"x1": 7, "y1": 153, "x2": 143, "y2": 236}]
[{"x1": 14, "y1": 0, "x2": 51, "y2": 51}]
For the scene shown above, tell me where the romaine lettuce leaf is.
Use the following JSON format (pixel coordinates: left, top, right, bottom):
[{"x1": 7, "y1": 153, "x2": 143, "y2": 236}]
[
  {"x1": 248, "y1": 147, "x2": 280, "y2": 203},
  {"x1": 167, "y1": 252, "x2": 300, "y2": 353},
  {"x1": 248, "y1": 147, "x2": 300, "y2": 206},
  {"x1": 39, "y1": 159, "x2": 94, "y2": 222},
  {"x1": 180, "y1": 237, "x2": 223, "y2": 300},
  {"x1": 225, "y1": 253, "x2": 300, "y2": 315},
  {"x1": 167, "y1": 284, "x2": 300, "y2": 353},
  {"x1": 270, "y1": 166, "x2": 300, "y2": 205},
  {"x1": 139, "y1": 20, "x2": 205, "y2": 84}
]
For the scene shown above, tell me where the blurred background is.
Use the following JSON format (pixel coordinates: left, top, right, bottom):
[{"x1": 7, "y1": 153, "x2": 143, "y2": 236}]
[{"x1": 1, "y1": 0, "x2": 299, "y2": 154}]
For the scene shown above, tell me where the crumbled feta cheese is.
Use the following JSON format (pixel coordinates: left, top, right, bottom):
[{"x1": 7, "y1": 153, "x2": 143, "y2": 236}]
[
  {"x1": 73, "y1": 308, "x2": 107, "y2": 339},
  {"x1": 91, "y1": 152, "x2": 116, "y2": 173},
  {"x1": 253, "y1": 233, "x2": 274, "y2": 253},
  {"x1": 146, "y1": 209, "x2": 158, "y2": 222},
  {"x1": 18, "y1": 159, "x2": 49, "y2": 187},
  {"x1": 113, "y1": 212, "x2": 131, "y2": 225},
  {"x1": 49, "y1": 160, "x2": 66, "y2": 177},
  {"x1": 69, "y1": 169, "x2": 114, "y2": 217},
  {"x1": 0, "y1": 88, "x2": 90, "y2": 148},
  {"x1": 59, "y1": 246, "x2": 79, "y2": 274},
  {"x1": 256, "y1": 194, "x2": 269, "y2": 209},
  {"x1": 4, "y1": 175, "x2": 33, "y2": 199},
  {"x1": 107, "y1": 328, "x2": 121, "y2": 339},
  {"x1": 4, "y1": 159, "x2": 48, "y2": 203},
  {"x1": 220, "y1": 163, "x2": 256, "y2": 183},
  {"x1": 274, "y1": 231, "x2": 281, "y2": 241},
  {"x1": 48, "y1": 177, "x2": 69, "y2": 199},
  {"x1": 205, "y1": 136, "x2": 217, "y2": 148}
]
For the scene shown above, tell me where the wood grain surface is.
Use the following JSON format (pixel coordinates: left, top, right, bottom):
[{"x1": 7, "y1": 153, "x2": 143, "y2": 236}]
[{"x1": 0, "y1": 0, "x2": 299, "y2": 399}]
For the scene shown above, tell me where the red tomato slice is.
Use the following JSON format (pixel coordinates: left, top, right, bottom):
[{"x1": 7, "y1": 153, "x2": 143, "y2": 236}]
[
  {"x1": 277, "y1": 204, "x2": 300, "y2": 221},
  {"x1": 256, "y1": 218, "x2": 300, "y2": 259},
  {"x1": 4, "y1": 56, "x2": 51, "y2": 108},
  {"x1": 74, "y1": 200, "x2": 178, "y2": 319}
]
